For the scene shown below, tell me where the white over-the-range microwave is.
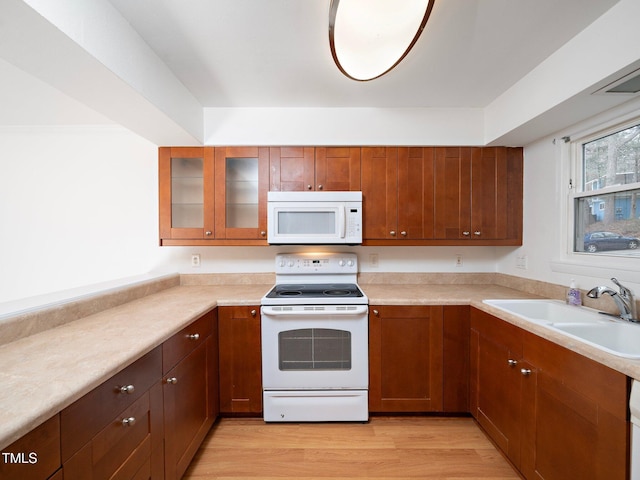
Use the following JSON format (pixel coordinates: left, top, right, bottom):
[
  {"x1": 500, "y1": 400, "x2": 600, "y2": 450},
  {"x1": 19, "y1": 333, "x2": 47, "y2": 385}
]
[{"x1": 267, "y1": 191, "x2": 362, "y2": 245}]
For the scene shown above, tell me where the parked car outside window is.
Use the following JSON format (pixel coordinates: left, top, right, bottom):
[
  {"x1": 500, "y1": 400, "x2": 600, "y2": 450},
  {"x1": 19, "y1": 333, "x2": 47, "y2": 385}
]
[{"x1": 583, "y1": 231, "x2": 640, "y2": 252}]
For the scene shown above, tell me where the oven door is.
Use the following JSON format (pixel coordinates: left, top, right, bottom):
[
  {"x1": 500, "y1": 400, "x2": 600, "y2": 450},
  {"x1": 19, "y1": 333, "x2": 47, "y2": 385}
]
[{"x1": 260, "y1": 305, "x2": 368, "y2": 390}]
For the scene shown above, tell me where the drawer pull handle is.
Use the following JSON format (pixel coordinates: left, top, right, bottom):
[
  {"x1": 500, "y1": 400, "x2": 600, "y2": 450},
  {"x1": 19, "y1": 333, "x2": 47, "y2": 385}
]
[
  {"x1": 188, "y1": 333, "x2": 200, "y2": 341},
  {"x1": 521, "y1": 368, "x2": 532, "y2": 376},
  {"x1": 166, "y1": 377, "x2": 178, "y2": 385},
  {"x1": 119, "y1": 384, "x2": 135, "y2": 394},
  {"x1": 507, "y1": 359, "x2": 518, "y2": 367},
  {"x1": 373, "y1": 309, "x2": 379, "y2": 316},
  {"x1": 122, "y1": 417, "x2": 136, "y2": 427}
]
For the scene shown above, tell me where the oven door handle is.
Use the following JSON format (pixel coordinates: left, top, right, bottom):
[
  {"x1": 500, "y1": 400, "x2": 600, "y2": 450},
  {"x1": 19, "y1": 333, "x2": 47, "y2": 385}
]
[{"x1": 261, "y1": 305, "x2": 368, "y2": 316}]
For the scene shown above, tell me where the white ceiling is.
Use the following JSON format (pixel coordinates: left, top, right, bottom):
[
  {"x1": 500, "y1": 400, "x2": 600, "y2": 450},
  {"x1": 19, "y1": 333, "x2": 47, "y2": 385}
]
[
  {"x1": 107, "y1": 0, "x2": 618, "y2": 108},
  {"x1": 2, "y1": 0, "x2": 640, "y2": 146}
]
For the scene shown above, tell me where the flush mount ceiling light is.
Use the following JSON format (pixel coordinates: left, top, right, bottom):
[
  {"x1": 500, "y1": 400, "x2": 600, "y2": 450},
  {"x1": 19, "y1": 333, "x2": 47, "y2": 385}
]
[{"x1": 329, "y1": 0, "x2": 435, "y2": 81}]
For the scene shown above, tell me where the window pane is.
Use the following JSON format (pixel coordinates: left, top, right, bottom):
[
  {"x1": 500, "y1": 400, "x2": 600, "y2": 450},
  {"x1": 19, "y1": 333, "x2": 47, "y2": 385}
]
[
  {"x1": 583, "y1": 124, "x2": 640, "y2": 191},
  {"x1": 574, "y1": 188, "x2": 640, "y2": 254}
]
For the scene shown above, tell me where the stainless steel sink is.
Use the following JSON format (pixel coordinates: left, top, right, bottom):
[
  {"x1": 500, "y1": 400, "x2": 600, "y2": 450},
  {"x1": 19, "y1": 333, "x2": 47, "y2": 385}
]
[{"x1": 483, "y1": 299, "x2": 640, "y2": 359}]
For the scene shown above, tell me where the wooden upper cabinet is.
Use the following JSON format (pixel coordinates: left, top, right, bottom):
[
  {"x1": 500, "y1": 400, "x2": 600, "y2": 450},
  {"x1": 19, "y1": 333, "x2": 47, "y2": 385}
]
[
  {"x1": 159, "y1": 146, "x2": 215, "y2": 242},
  {"x1": 270, "y1": 146, "x2": 361, "y2": 191},
  {"x1": 398, "y1": 147, "x2": 435, "y2": 239},
  {"x1": 434, "y1": 146, "x2": 522, "y2": 244},
  {"x1": 361, "y1": 147, "x2": 434, "y2": 240},
  {"x1": 159, "y1": 145, "x2": 521, "y2": 246},
  {"x1": 214, "y1": 147, "x2": 269, "y2": 240},
  {"x1": 315, "y1": 147, "x2": 361, "y2": 191},
  {"x1": 361, "y1": 146, "x2": 398, "y2": 239},
  {"x1": 269, "y1": 146, "x2": 315, "y2": 191}
]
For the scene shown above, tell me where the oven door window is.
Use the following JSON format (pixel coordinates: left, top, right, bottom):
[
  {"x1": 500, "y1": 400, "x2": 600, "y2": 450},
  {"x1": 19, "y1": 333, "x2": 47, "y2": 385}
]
[{"x1": 279, "y1": 328, "x2": 351, "y2": 370}]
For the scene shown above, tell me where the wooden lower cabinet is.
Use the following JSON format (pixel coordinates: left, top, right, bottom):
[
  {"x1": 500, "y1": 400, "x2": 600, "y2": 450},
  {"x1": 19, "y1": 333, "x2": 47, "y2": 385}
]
[
  {"x1": 0, "y1": 415, "x2": 61, "y2": 480},
  {"x1": 218, "y1": 305, "x2": 263, "y2": 415},
  {"x1": 369, "y1": 305, "x2": 444, "y2": 412},
  {"x1": 470, "y1": 307, "x2": 629, "y2": 480},
  {"x1": 369, "y1": 305, "x2": 470, "y2": 413},
  {"x1": 163, "y1": 310, "x2": 218, "y2": 480},
  {"x1": 58, "y1": 310, "x2": 218, "y2": 480}
]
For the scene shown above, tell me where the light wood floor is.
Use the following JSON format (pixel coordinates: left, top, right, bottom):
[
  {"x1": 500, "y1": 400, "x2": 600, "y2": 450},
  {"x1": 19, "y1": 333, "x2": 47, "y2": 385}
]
[{"x1": 183, "y1": 416, "x2": 521, "y2": 479}]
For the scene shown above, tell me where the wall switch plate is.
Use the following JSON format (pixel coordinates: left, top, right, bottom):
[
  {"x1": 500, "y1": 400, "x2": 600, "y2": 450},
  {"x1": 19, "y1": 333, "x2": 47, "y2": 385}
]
[
  {"x1": 191, "y1": 253, "x2": 201, "y2": 268},
  {"x1": 516, "y1": 255, "x2": 528, "y2": 269},
  {"x1": 369, "y1": 253, "x2": 379, "y2": 268},
  {"x1": 455, "y1": 254, "x2": 463, "y2": 267}
]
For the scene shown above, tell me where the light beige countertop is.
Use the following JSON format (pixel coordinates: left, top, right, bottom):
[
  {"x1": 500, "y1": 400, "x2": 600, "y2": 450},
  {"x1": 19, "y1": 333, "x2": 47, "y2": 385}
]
[
  {"x1": 1, "y1": 279, "x2": 639, "y2": 451},
  {"x1": 0, "y1": 283, "x2": 271, "y2": 451}
]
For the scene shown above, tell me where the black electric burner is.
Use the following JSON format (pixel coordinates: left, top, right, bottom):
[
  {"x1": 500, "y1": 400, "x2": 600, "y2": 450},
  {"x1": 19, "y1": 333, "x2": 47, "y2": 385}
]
[{"x1": 265, "y1": 283, "x2": 364, "y2": 299}]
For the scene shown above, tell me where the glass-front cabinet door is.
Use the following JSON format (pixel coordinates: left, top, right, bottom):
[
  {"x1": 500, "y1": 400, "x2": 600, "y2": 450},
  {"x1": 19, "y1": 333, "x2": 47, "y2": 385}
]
[
  {"x1": 214, "y1": 147, "x2": 269, "y2": 240},
  {"x1": 159, "y1": 147, "x2": 214, "y2": 242}
]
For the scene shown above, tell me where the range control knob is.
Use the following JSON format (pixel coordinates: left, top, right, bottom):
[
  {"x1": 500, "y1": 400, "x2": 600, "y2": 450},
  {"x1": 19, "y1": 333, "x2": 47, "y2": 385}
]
[
  {"x1": 347, "y1": 260, "x2": 355, "y2": 267},
  {"x1": 338, "y1": 260, "x2": 346, "y2": 267}
]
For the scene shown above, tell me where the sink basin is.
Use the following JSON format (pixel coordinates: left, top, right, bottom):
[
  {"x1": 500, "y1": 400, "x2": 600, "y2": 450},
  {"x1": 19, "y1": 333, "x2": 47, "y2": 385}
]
[
  {"x1": 483, "y1": 299, "x2": 640, "y2": 358},
  {"x1": 483, "y1": 299, "x2": 603, "y2": 325},
  {"x1": 551, "y1": 322, "x2": 640, "y2": 359}
]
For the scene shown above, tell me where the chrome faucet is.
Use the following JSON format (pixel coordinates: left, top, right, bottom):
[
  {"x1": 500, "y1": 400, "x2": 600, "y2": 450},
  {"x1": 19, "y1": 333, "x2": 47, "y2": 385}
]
[{"x1": 587, "y1": 277, "x2": 638, "y2": 322}]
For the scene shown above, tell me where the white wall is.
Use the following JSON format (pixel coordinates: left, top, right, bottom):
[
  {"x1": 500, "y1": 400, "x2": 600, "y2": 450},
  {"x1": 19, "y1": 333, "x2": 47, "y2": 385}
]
[
  {"x1": 496, "y1": 100, "x2": 640, "y2": 295},
  {"x1": 0, "y1": 123, "x2": 506, "y2": 307},
  {"x1": 4, "y1": 105, "x2": 639, "y2": 309},
  {"x1": 0, "y1": 125, "x2": 173, "y2": 304}
]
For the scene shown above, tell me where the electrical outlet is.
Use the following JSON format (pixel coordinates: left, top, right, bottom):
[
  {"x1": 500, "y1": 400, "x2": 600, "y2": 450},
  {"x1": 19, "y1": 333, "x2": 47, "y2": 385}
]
[
  {"x1": 455, "y1": 254, "x2": 463, "y2": 267},
  {"x1": 369, "y1": 253, "x2": 379, "y2": 268},
  {"x1": 191, "y1": 253, "x2": 201, "y2": 268}
]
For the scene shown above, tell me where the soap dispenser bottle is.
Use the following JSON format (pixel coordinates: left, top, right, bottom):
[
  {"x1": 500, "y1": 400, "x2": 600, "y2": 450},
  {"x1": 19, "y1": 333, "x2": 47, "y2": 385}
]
[{"x1": 567, "y1": 279, "x2": 582, "y2": 306}]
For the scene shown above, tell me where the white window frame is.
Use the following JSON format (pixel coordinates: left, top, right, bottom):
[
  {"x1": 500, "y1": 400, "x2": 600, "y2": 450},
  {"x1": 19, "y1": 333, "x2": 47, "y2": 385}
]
[{"x1": 558, "y1": 113, "x2": 640, "y2": 275}]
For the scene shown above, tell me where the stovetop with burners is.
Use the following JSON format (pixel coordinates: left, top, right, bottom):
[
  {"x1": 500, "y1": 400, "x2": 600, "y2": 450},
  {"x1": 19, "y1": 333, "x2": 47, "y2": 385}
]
[
  {"x1": 264, "y1": 283, "x2": 364, "y2": 299},
  {"x1": 261, "y1": 253, "x2": 368, "y2": 306}
]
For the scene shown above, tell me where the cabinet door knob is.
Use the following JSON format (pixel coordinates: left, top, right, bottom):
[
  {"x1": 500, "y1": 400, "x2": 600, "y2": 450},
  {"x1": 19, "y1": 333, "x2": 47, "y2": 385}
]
[
  {"x1": 373, "y1": 309, "x2": 379, "y2": 316},
  {"x1": 166, "y1": 377, "x2": 178, "y2": 385},
  {"x1": 260, "y1": 231, "x2": 266, "y2": 237},
  {"x1": 462, "y1": 231, "x2": 470, "y2": 236},
  {"x1": 390, "y1": 231, "x2": 396, "y2": 236},
  {"x1": 119, "y1": 384, "x2": 135, "y2": 394},
  {"x1": 317, "y1": 184, "x2": 323, "y2": 190},
  {"x1": 122, "y1": 417, "x2": 136, "y2": 427},
  {"x1": 205, "y1": 231, "x2": 212, "y2": 236},
  {"x1": 474, "y1": 231, "x2": 481, "y2": 236},
  {"x1": 400, "y1": 231, "x2": 407, "y2": 236},
  {"x1": 521, "y1": 368, "x2": 532, "y2": 376},
  {"x1": 251, "y1": 309, "x2": 257, "y2": 316},
  {"x1": 307, "y1": 184, "x2": 313, "y2": 190},
  {"x1": 507, "y1": 359, "x2": 518, "y2": 367},
  {"x1": 188, "y1": 333, "x2": 200, "y2": 341}
]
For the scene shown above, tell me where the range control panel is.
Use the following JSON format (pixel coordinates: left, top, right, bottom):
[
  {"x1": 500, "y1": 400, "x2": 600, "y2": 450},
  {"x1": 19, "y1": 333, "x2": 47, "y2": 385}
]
[{"x1": 275, "y1": 253, "x2": 358, "y2": 275}]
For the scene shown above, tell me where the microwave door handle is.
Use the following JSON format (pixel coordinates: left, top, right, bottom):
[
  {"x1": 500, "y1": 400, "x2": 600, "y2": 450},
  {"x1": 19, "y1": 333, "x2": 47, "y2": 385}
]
[{"x1": 339, "y1": 206, "x2": 346, "y2": 238}]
